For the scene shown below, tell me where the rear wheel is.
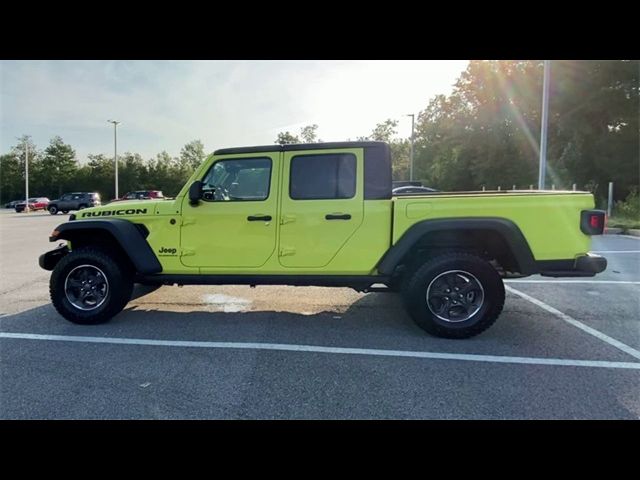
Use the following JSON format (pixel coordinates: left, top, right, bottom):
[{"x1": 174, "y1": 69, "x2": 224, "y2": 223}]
[
  {"x1": 403, "y1": 252, "x2": 505, "y2": 339},
  {"x1": 50, "y1": 247, "x2": 133, "y2": 324},
  {"x1": 78, "y1": 204, "x2": 87, "y2": 210},
  {"x1": 48, "y1": 206, "x2": 58, "y2": 215},
  {"x1": 62, "y1": 210, "x2": 69, "y2": 214}
]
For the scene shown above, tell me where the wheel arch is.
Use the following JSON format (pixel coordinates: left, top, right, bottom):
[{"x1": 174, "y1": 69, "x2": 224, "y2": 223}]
[
  {"x1": 48, "y1": 219, "x2": 162, "y2": 274},
  {"x1": 376, "y1": 218, "x2": 537, "y2": 276}
]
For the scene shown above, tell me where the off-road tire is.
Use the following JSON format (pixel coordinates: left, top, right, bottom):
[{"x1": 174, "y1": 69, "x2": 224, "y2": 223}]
[
  {"x1": 403, "y1": 252, "x2": 505, "y2": 339},
  {"x1": 48, "y1": 205, "x2": 58, "y2": 215},
  {"x1": 50, "y1": 246, "x2": 134, "y2": 325}
]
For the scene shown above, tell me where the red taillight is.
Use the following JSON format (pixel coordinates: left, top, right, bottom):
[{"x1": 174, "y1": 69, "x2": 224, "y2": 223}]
[{"x1": 581, "y1": 210, "x2": 606, "y2": 235}]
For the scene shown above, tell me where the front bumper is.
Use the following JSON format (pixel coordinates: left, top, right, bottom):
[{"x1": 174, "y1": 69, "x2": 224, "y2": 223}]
[
  {"x1": 537, "y1": 253, "x2": 607, "y2": 277},
  {"x1": 39, "y1": 244, "x2": 69, "y2": 271}
]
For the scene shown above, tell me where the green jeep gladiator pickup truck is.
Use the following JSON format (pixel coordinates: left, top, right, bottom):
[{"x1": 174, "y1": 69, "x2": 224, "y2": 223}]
[{"x1": 40, "y1": 141, "x2": 607, "y2": 338}]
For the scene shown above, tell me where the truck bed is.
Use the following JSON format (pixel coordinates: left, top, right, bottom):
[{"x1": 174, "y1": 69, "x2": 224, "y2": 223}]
[{"x1": 391, "y1": 190, "x2": 594, "y2": 261}]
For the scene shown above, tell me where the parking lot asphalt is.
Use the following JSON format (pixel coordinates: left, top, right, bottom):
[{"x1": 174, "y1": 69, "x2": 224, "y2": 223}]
[{"x1": 1, "y1": 209, "x2": 639, "y2": 419}]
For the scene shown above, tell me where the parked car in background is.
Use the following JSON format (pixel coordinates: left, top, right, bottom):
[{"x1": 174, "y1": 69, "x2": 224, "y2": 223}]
[
  {"x1": 47, "y1": 192, "x2": 101, "y2": 215},
  {"x1": 110, "y1": 190, "x2": 165, "y2": 203},
  {"x1": 14, "y1": 197, "x2": 50, "y2": 212},
  {"x1": 5, "y1": 200, "x2": 21, "y2": 209},
  {"x1": 392, "y1": 185, "x2": 439, "y2": 195}
]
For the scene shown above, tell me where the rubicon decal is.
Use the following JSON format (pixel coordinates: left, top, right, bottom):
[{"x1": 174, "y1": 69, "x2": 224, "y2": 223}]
[{"x1": 81, "y1": 208, "x2": 148, "y2": 217}]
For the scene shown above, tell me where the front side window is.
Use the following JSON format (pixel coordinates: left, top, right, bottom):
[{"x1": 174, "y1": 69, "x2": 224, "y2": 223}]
[
  {"x1": 201, "y1": 157, "x2": 272, "y2": 202},
  {"x1": 290, "y1": 153, "x2": 356, "y2": 200}
]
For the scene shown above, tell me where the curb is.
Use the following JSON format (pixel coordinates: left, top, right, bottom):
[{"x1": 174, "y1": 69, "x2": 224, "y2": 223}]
[{"x1": 604, "y1": 227, "x2": 640, "y2": 237}]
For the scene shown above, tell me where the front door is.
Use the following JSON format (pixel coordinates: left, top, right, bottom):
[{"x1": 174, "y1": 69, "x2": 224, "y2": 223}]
[
  {"x1": 180, "y1": 153, "x2": 279, "y2": 268},
  {"x1": 278, "y1": 148, "x2": 364, "y2": 268}
]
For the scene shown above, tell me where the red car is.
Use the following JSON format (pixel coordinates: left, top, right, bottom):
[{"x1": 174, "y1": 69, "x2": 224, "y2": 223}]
[
  {"x1": 110, "y1": 190, "x2": 165, "y2": 202},
  {"x1": 14, "y1": 197, "x2": 50, "y2": 212}
]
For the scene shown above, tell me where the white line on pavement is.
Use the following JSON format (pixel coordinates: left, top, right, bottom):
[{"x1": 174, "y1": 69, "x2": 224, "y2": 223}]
[
  {"x1": 1, "y1": 331, "x2": 640, "y2": 370},
  {"x1": 591, "y1": 250, "x2": 640, "y2": 254},
  {"x1": 505, "y1": 285, "x2": 640, "y2": 361},
  {"x1": 505, "y1": 280, "x2": 640, "y2": 285}
]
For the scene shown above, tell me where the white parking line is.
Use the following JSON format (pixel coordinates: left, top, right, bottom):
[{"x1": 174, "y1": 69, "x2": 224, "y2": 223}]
[
  {"x1": 591, "y1": 250, "x2": 640, "y2": 254},
  {"x1": 506, "y1": 280, "x2": 640, "y2": 285},
  {"x1": 1, "y1": 331, "x2": 640, "y2": 370},
  {"x1": 505, "y1": 285, "x2": 640, "y2": 361}
]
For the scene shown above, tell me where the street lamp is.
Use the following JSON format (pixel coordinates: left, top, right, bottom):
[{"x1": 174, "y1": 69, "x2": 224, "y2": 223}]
[
  {"x1": 107, "y1": 120, "x2": 121, "y2": 199},
  {"x1": 16, "y1": 137, "x2": 30, "y2": 213},
  {"x1": 538, "y1": 60, "x2": 550, "y2": 189},
  {"x1": 406, "y1": 114, "x2": 415, "y2": 181},
  {"x1": 24, "y1": 139, "x2": 29, "y2": 212}
]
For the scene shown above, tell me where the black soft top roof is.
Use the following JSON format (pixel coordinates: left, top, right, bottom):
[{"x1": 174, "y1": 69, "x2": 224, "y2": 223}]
[{"x1": 213, "y1": 141, "x2": 387, "y2": 155}]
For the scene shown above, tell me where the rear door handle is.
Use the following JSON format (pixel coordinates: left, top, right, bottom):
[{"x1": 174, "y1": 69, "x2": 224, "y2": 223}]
[
  {"x1": 247, "y1": 215, "x2": 272, "y2": 221},
  {"x1": 325, "y1": 213, "x2": 351, "y2": 220}
]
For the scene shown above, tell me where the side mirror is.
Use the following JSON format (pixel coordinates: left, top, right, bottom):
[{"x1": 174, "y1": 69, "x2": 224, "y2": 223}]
[{"x1": 188, "y1": 180, "x2": 203, "y2": 206}]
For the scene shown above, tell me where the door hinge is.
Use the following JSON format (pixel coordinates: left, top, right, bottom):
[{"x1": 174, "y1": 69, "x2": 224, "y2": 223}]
[
  {"x1": 280, "y1": 214, "x2": 297, "y2": 225},
  {"x1": 279, "y1": 247, "x2": 296, "y2": 257},
  {"x1": 181, "y1": 248, "x2": 195, "y2": 257}
]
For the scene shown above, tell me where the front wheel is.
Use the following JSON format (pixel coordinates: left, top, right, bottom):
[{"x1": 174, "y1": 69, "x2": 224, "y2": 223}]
[
  {"x1": 50, "y1": 247, "x2": 134, "y2": 324},
  {"x1": 403, "y1": 252, "x2": 505, "y2": 339},
  {"x1": 49, "y1": 206, "x2": 58, "y2": 215}
]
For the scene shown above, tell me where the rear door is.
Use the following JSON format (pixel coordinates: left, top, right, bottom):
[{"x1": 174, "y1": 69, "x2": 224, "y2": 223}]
[{"x1": 278, "y1": 148, "x2": 364, "y2": 268}]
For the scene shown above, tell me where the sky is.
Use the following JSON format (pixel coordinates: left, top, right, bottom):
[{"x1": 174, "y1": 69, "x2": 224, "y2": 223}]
[{"x1": 1, "y1": 60, "x2": 468, "y2": 161}]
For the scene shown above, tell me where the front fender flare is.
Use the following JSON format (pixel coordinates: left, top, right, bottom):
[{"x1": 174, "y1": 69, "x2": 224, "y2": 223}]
[{"x1": 47, "y1": 218, "x2": 162, "y2": 274}]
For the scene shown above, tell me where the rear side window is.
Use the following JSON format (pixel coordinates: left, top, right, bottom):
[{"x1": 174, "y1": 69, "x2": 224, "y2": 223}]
[{"x1": 290, "y1": 153, "x2": 356, "y2": 200}]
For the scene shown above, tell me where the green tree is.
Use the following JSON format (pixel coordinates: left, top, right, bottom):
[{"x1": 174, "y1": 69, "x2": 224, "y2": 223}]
[
  {"x1": 275, "y1": 131, "x2": 300, "y2": 145},
  {"x1": 361, "y1": 119, "x2": 410, "y2": 181},
  {"x1": 0, "y1": 153, "x2": 22, "y2": 203},
  {"x1": 180, "y1": 140, "x2": 207, "y2": 170},
  {"x1": 38, "y1": 136, "x2": 78, "y2": 198},
  {"x1": 300, "y1": 124, "x2": 319, "y2": 143},
  {"x1": 369, "y1": 119, "x2": 399, "y2": 142},
  {"x1": 118, "y1": 152, "x2": 147, "y2": 195},
  {"x1": 3, "y1": 136, "x2": 41, "y2": 202}
]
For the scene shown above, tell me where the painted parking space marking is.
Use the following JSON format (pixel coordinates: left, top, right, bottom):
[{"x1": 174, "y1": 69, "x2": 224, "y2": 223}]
[
  {"x1": 505, "y1": 285, "x2": 640, "y2": 361},
  {"x1": 505, "y1": 280, "x2": 640, "y2": 285},
  {"x1": 591, "y1": 250, "x2": 640, "y2": 254},
  {"x1": 1, "y1": 331, "x2": 640, "y2": 370}
]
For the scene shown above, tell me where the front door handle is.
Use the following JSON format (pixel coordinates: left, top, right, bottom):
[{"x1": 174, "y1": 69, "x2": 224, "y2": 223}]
[
  {"x1": 247, "y1": 215, "x2": 272, "y2": 221},
  {"x1": 325, "y1": 213, "x2": 351, "y2": 220}
]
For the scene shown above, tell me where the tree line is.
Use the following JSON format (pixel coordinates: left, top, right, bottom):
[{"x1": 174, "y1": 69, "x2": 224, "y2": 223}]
[
  {"x1": 1, "y1": 60, "x2": 637, "y2": 205},
  {"x1": 277, "y1": 60, "x2": 639, "y2": 203},
  {"x1": 1, "y1": 138, "x2": 206, "y2": 203}
]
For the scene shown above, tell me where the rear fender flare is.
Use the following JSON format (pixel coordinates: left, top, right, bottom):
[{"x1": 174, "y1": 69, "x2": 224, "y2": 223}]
[{"x1": 376, "y1": 217, "x2": 537, "y2": 275}]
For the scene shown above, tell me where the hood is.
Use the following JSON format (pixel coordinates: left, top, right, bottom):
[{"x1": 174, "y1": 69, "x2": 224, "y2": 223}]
[{"x1": 74, "y1": 200, "x2": 162, "y2": 220}]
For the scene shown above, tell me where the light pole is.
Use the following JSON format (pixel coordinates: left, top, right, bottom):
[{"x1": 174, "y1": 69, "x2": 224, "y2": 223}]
[
  {"x1": 108, "y1": 120, "x2": 121, "y2": 199},
  {"x1": 538, "y1": 60, "x2": 550, "y2": 190},
  {"x1": 406, "y1": 113, "x2": 415, "y2": 181},
  {"x1": 24, "y1": 140, "x2": 29, "y2": 212}
]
